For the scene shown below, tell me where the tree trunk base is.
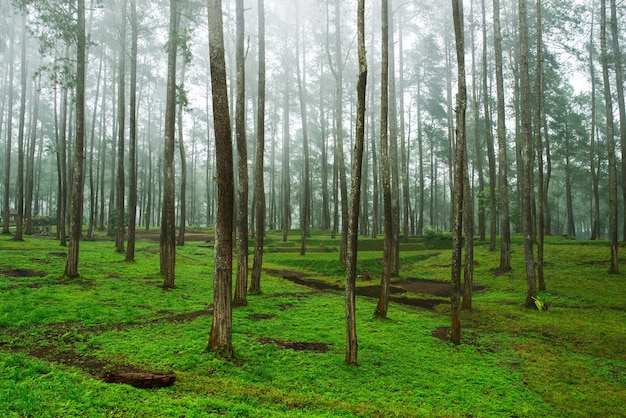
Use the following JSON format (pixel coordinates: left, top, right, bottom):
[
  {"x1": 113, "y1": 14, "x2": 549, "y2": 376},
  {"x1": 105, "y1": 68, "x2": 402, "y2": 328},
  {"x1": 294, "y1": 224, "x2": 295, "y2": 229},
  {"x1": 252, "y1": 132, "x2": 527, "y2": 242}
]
[{"x1": 102, "y1": 371, "x2": 176, "y2": 388}]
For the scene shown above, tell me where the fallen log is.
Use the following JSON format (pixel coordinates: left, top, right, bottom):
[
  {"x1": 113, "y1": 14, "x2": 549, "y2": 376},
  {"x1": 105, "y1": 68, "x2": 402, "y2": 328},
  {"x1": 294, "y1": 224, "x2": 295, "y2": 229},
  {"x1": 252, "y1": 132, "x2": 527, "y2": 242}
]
[{"x1": 102, "y1": 371, "x2": 176, "y2": 388}]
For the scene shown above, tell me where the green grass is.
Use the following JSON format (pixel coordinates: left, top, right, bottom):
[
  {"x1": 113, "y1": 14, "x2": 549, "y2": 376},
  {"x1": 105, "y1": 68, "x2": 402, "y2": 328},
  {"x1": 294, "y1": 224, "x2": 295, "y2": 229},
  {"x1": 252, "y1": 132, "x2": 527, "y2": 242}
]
[{"x1": 0, "y1": 231, "x2": 625, "y2": 417}]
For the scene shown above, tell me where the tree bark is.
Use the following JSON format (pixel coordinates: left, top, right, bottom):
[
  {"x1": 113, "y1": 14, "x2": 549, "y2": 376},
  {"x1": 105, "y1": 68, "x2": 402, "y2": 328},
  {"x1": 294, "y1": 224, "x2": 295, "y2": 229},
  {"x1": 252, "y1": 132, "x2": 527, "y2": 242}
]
[
  {"x1": 535, "y1": 0, "x2": 545, "y2": 289},
  {"x1": 518, "y1": 0, "x2": 537, "y2": 307},
  {"x1": 207, "y1": 0, "x2": 235, "y2": 359},
  {"x1": 375, "y1": 0, "x2": 393, "y2": 319},
  {"x1": 234, "y1": 0, "x2": 249, "y2": 305},
  {"x1": 250, "y1": 0, "x2": 266, "y2": 295},
  {"x1": 345, "y1": 0, "x2": 367, "y2": 366},
  {"x1": 126, "y1": 0, "x2": 138, "y2": 261},
  {"x1": 601, "y1": 0, "x2": 619, "y2": 274},
  {"x1": 65, "y1": 0, "x2": 86, "y2": 278},
  {"x1": 451, "y1": 0, "x2": 467, "y2": 345},
  {"x1": 160, "y1": 0, "x2": 178, "y2": 289},
  {"x1": 116, "y1": 0, "x2": 127, "y2": 254},
  {"x1": 177, "y1": 62, "x2": 187, "y2": 247}
]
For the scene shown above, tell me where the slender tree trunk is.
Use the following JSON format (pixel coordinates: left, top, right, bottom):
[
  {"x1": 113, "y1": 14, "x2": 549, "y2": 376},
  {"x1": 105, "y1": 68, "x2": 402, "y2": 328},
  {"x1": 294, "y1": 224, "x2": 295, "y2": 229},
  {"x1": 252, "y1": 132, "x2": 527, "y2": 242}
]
[
  {"x1": 25, "y1": 77, "x2": 41, "y2": 236},
  {"x1": 177, "y1": 62, "x2": 187, "y2": 246},
  {"x1": 281, "y1": 78, "x2": 290, "y2": 242},
  {"x1": 481, "y1": 0, "x2": 497, "y2": 251},
  {"x1": 451, "y1": 0, "x2": 467, "y2": 345},
  {"x1": 14, "y1": 13, "x2": 28, "y2": 242},
  {"x1": 87, "y1": 48, "x2": 104, "y2": 239},
  {"x1": 589, "y1": 10, "x2": 600, "y2": 241},
  {"x1": 535, "y1": 0, "x2": 545, "y2": 289},
  {"x1": 116, "y1": 0, "x2": 127, "y2": 254},
  {"x1": 2, "y1": 23, "x2": 14, "y2": 236},
  {"x1": 518, "y1": 0, "x2": 537, "y2": 307},
  {"x1": 234, "y1": 0, "x2": 249, "y2": 305},
  {"x1": 609, "y1": 0, "x2": 626, "y2": 242},
  {"x1": 346, "y1": 0, "x2": 366, "y2": 366},
  {"x1": 126, "y1": 0, "x2": 138, "y2": 261},
  {"x1": 601, "y1": 0, "x2": 619, "y2": 274},
  {"x1": 250, "y1": 0, "x2": 266, "y2": 294},
  {"x1": 296, "y1": 1, "x2": 311, "y2": 255},
  {"x1": 65, "y1": 0, "x2": 86, "y2": 278},
  {"x1": 207, "y1": 0, "x2": 235, "y2": 359},
  {"x1": 398, "y1": 16, "x2": 409, "y2": 244},
  {"x1": 161, "y1": 0, "x2": 178, "y2": 288},
  {"x1": 375, "y1": 0, "x2": 393, "y2": 319}
]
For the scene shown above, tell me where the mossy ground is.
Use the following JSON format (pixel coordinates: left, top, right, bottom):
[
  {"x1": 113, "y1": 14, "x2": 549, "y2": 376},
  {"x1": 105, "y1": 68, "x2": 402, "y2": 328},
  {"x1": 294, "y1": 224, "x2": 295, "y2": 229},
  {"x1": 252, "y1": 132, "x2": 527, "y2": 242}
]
[{"x1": 0, "y1": 230, "x2": 624, "y2": 417}]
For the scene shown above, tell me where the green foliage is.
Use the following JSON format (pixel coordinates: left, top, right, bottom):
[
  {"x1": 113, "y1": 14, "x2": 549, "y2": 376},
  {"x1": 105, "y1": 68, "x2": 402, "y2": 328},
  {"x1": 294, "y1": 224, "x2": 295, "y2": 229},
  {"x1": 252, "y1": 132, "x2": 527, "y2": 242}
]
[{"x1": 0, "y1": 233, "x2": 624, "y2": 417}]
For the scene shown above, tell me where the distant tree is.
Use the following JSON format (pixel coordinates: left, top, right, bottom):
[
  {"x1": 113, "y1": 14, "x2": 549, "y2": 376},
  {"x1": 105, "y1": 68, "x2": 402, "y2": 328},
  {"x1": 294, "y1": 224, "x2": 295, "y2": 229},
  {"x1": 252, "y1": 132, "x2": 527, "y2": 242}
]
[
  {"x1": 600, "y1": 0, "x2": 619, "y2": 274},
  {"x1": 535, "y1": 0, "x2": 545, "y2": 290},
  {"x1": 345, "y1": 0, "x2": 366, "y2": 366},
  {"x1": 65, "y1": 0, "x2": 86, "y2": 278},
  {"x1": 250, "y1": 0, "x2": 265, "y2": 295},
  {"x1": 161, "y1": 0, "x2": 178, "y2": 289},
  {"x1": 451, "y1": 0, "x2": 467, "y2": 345},
  {"x1": 2, "y1": 22, "x2": 14, "y2": 236},
  {"x1": 207, "y1": 0, "x2": 235, "y2": 359},
  {"x1": 13, "y1": 12, "x2": 27, "y2": 242}
]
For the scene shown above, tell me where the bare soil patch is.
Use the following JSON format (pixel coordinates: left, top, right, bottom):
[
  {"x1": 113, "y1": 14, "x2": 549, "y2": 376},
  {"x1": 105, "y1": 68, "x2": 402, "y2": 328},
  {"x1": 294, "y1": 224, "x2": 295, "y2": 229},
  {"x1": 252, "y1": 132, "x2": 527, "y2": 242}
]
[
  {"x1": 267, "y1": 269, "x2": 485, "y2": 310},
  {"x1": 0, "y1": 267, "x2": 47, "y2": 278},
  {"x1": 256, "y1": 337, "x2": 330, "y2": 353}
]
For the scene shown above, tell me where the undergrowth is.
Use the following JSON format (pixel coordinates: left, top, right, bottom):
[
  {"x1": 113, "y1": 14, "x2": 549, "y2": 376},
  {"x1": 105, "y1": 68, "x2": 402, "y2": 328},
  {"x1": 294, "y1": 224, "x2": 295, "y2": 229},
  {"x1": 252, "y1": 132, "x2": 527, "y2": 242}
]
[{"x1": 0, "y1": 230, "x2": 624, "y2": 417}]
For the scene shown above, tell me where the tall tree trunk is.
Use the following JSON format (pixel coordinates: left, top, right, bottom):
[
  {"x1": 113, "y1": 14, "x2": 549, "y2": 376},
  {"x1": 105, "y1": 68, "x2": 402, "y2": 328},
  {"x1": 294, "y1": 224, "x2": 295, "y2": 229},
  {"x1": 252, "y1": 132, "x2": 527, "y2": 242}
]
[
  {"x1": 281, "y1": 77, "x2": 290, "y2": 242},
  {"x1": 14, "y1": 13, "x2": 28, "y2": 242},
  {"x1": 177, "y1": 62, "x2": 187, "y2": 246},
  {"x1": 535, "y1": 0, "x2": 545, "y2": 289},
  {"x1": 116, "y1": 0, "x2": 127, "y2": 254},
  {"x1": 589, "y1": 10, "x2": 600, "y2": 241},
  {"x1": 250, "y1": 0, "x2": 266, "y2": 294},
  {"x1": 25, "y1": 77, "x2": 41, "y2": 236},
  {"x1": 387, "y1": 4, "x2": 400, "y2": 274},
  {"x1": 160, "y1": 0, "x2": 178, "y2": 288},
  {"x1": 375, "y1": 0, "x2": 393, "y2": 319},
  {"x1": 234, "y1": 0, "x2": 249, "y2": 305},
  {"x1": 87, "y1": 48, "x2": 104, "y2": 239},
  {"x1": 320, "y1": 75, "x2": 330, "y2": 231},
  {"x1": 126, "y1": 0, "x2": 138, "y2": 261},
  {"x1": 610, "y1": 0, "x2": 626, "y2": 242},
  {"x1": 296, "y1": 1, "x2": 310, "y2": 256},
  {"x1": 207, "y1": 0, "x2": 235, "y2": 359},
  {"x1": 601, "y1": 0, "x2": 619, "y2": 274},
  {"x1": 2, "y1": 23, "x2": 14, "y2": 236},
  {"x1": 370, "y1": 67, "x2": 379, "y2": 238},
  {"x1": 518, "y1": 0, "x2": 537, "y2": 307},
  {"x1": 398, "y1": 15, "x2": 409, "y2": 244},
  {"x1": 451, "y1": 0, "x2": 467, "y2": 345},
  {"x1": 481, "y1": 0, "x2": 497, "y2": 251},
  {"x1": 345, "y1": 0, "x2": 367, "y2": 366},
  {"x1": 65, "y1": 0, "x2": 86, "y2": 278},
  {"x1": 333, "y1": 0, "x2": 349, "y2": 265}
]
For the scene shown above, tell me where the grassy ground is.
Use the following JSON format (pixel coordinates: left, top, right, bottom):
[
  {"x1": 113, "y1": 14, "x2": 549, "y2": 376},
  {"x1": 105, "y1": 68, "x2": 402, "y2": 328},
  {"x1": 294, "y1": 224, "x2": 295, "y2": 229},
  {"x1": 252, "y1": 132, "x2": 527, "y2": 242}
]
[{"x1": 0, "y1": 230, "x2": 624, "y2": 417}]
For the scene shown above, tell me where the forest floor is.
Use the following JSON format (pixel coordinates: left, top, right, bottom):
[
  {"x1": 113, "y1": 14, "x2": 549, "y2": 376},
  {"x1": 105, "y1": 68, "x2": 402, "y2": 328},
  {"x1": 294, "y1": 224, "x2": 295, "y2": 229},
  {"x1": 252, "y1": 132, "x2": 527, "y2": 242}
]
[{"x1": 0, "y1": 230, "x2": 625, "y2": 417}]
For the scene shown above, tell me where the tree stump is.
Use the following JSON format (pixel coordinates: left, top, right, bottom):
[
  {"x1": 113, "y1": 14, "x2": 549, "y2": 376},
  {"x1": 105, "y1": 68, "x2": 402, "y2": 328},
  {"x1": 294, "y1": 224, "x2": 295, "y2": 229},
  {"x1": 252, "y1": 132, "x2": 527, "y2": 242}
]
[{"x1": 102, "y1": 371, "x2": 176, "y2": 388}]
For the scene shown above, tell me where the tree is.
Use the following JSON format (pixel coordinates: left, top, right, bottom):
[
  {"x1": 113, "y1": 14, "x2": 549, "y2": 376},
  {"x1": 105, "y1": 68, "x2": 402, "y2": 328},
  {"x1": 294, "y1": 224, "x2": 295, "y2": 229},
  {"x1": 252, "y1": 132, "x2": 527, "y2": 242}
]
[
  {"x1": 493, "y1": 0, "x2": 510, "y2": 272},
  {"x1": 600, "y1": 0, "x2": 619, "y2": 274},
  {"x1": 451, "y1": 0, "x2": 467, "y2": 345},
  {"x1": 535, "y1": 0, "x2": 545, "y2": 290},
  {"x1": 375, "y1": 0, "x2": 393, "y2": 319},
  {"x1": 233, "y1": 0, "x2": 248, "y2": 306},
  {"x1": 116, "y1": 0, "x2": 128, "y2": 254},
  {"x1": 610, "y1": 0, "x2": 626, "y2": 242},
  {"x1": 2, "y1": 21, "x2": 14, "y2": 236},
  {"x1": 518, "y1": 0, "x2": 537, "y2": 307},
  {"x1": 345, "y1": 0, "x2": 366, "y2": 366},
  {"x1": 126, "y1": 0, "x2": 138, "y2": 262},
  {"x1": 161, "y1": 0, "x2": 178, "y2": 289},
  {"x1": 13, "y1": 12, "x2": 27, "y2": 242},
  {"x1": 65, "y1": 0, "x2": 86, "y2": 278},
  {"x1": 250, "y1": 0, "x2": 265, "y2": 295},
  {"x1": 207, "y1": 0, "x2": 235, "y2": 359}
]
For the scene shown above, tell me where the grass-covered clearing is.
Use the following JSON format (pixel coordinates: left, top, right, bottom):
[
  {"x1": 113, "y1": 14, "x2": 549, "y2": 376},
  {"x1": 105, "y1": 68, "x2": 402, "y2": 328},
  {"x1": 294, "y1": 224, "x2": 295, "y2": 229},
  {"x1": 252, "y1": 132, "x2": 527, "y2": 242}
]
[{"x1": 0, "y1": 230, "x2": 624, "y2": 417}]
